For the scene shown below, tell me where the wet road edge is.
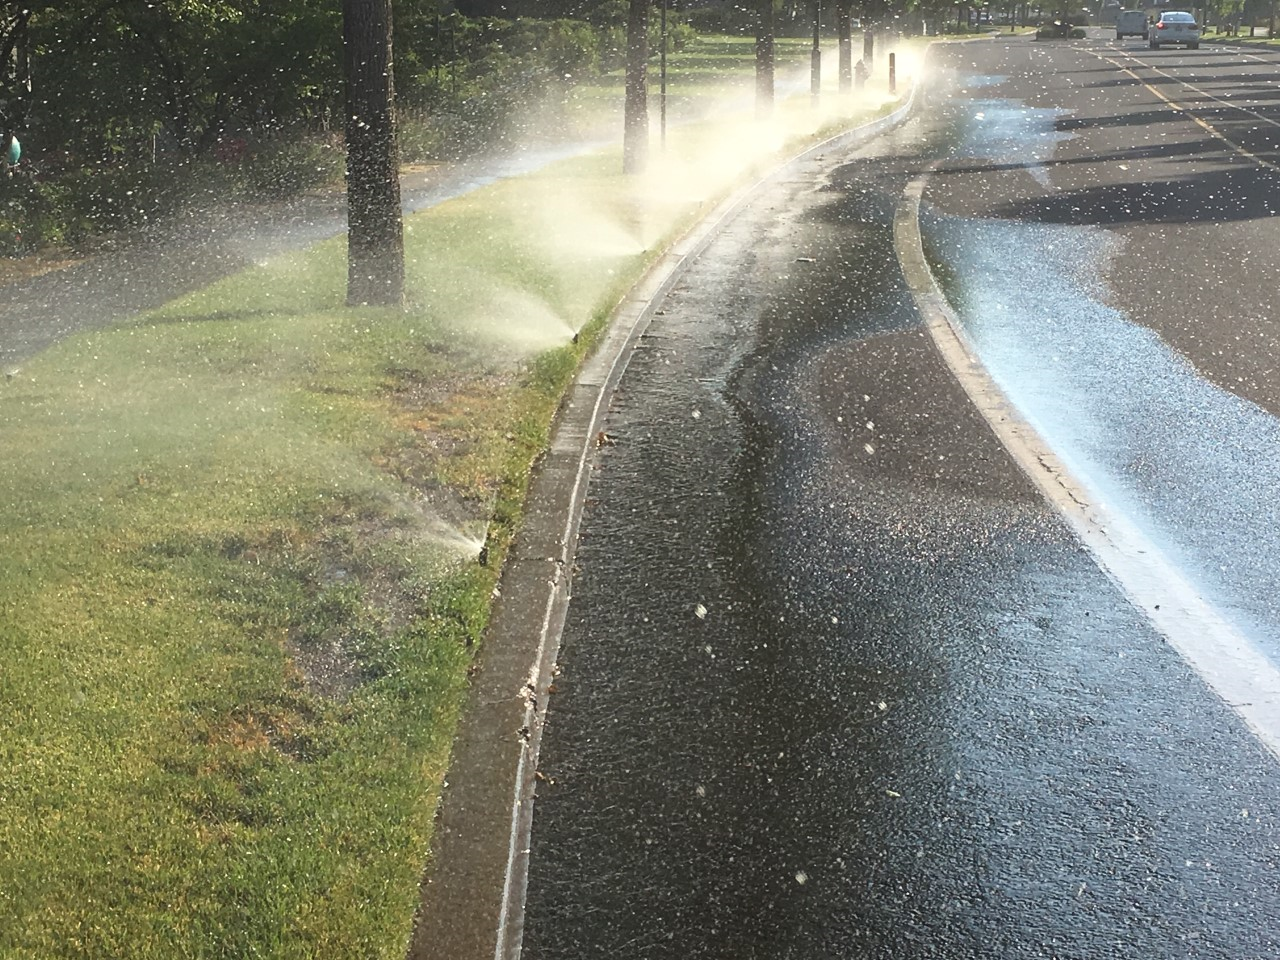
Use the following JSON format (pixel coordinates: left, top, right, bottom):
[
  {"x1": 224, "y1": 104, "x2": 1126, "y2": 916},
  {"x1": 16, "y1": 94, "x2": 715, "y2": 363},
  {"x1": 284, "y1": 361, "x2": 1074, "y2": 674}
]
[
  {"x1": 405, "y1": 90, "x2": 920, "y2": 960},
  {"x1": 895, "y1": 170, "x2": 1280, "y2": 761}
]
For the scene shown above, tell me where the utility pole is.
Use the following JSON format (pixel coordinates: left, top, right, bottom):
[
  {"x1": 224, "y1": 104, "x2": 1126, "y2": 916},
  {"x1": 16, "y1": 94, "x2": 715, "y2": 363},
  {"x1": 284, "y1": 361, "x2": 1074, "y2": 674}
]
[
  {"x1": 811, "y1": 0, "x2": 822, "y2": 105},
  {"x1": 344, "y1": 0, "x2": 404, "y2": 306}
]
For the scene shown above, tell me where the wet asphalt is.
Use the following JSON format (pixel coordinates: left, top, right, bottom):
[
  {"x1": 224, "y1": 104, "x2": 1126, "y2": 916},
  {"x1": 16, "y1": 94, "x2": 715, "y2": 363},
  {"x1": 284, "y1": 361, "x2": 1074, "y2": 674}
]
[{"x1": 521, "y1": 37, "x2": 1280, "y2": 959}]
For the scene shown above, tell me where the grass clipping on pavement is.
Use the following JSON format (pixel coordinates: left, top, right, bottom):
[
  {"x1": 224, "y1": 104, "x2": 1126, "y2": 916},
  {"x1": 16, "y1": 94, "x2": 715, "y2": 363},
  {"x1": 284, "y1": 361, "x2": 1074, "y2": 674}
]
[{"x1": 0, "y1": 51, "x2": 907, "y2": 960}]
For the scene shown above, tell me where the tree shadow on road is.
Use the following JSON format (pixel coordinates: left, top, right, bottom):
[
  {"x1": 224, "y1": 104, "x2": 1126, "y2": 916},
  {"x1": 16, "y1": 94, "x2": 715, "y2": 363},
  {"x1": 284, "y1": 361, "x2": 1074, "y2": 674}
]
[{"x1": 987, "y1": 165, "x2": 1280, "y2": 226}]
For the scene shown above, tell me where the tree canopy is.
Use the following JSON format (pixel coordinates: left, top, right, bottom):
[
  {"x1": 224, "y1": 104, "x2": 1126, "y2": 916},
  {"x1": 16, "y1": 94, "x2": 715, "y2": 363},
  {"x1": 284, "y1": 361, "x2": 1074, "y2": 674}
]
[{"x1": 7, "y1": 0, "x2": 344, "y2": 161}]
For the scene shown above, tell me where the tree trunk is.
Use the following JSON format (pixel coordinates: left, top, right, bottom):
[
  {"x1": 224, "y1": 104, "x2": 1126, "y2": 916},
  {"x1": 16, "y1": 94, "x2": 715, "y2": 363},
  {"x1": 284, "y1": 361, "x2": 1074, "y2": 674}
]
[
  {"x1": 623, "y1": 0, "x2": 649, "y2": 174},
  {"x1": 756, "y1": 0, "x2": 775, "y2": 118},
  {"x1": 344, "y1": 0, "x2": 404, "y2": 306},
  {"x1": 837, "y1": 2, "x2": 852, "y2": 92},
  {"x1": 0, "y1": 6, "x2": 31, "y2": 134}
]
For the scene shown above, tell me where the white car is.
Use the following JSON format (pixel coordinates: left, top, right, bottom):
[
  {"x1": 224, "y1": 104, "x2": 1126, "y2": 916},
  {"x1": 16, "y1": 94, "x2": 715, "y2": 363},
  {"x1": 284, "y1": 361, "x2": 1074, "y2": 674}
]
[{"x1": 1149, "y1": 11, "x2": 1201, "y2": 48}]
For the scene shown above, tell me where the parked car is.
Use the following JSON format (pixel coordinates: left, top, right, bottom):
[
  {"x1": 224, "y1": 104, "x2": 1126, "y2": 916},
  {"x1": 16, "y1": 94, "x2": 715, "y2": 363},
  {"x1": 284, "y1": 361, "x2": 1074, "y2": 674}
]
[
  {"x1": 1116, "y1": 9, "x2": 1149, "y2": 38},
  {"x1": 1149, "y1": 10, "x2": 1201, "y2": 47},
  {"x1": 1036, "y1": 18, "x2": 1086, "y2": 38}
]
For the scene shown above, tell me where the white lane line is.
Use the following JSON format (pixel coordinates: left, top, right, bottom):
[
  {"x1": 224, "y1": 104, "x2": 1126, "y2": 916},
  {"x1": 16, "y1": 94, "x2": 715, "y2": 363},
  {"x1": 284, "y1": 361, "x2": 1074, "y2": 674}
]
[
  {"x1": 895, "y1": 172, "x2": 1280, "y2": 762},
  {"x1": 1112, "y1": 50, "x2": 1280, "y2": 128},
  {"x1": 1091, "y1": 50, "x2": 1280, "y2": 173}
]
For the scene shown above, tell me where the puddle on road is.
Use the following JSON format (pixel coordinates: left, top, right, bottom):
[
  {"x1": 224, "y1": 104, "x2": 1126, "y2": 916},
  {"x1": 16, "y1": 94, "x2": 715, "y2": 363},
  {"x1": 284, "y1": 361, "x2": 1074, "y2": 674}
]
[
  {"x1": 923, "y1": 209, "x2": 1280, "y2": 660},
  {"x1": 948, "y1": 98, "x2": 1074, "y2": 186},
  {"x1": 958, "y1": 74, "x2": 1011, "y2": 90}
]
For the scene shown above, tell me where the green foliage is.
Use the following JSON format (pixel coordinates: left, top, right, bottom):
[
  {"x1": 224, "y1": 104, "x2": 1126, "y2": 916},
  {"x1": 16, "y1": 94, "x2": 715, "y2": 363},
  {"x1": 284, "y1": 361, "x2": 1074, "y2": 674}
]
[
  {"x1": 61, "y1": 161, "x2": 191, "y2": 234},
  {"x1": 684, "y1": 2, "x2": 767, "y2": 34},
  {"x1": 26, "y1": 0, "x2": 341, "y2": 160},
  {"x1": 2, "y1": 3, "x2": 723, "y2": 258},
  {"x1": 649, "y1": 10, "x2": 700, "y2": 52},
  {"x1": 0, "y1": 172, "x2": 62, "y2": 253},
  {"x1": 242, "y1": 137, "x2": 345, "y2": 200}
]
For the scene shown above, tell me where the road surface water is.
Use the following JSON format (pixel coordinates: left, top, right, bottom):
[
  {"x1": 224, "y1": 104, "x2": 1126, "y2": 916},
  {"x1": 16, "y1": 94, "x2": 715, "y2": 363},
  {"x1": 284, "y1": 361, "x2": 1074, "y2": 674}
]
[{"x1": 521, "y1": 36, "x2": 1280, "y2": 959}]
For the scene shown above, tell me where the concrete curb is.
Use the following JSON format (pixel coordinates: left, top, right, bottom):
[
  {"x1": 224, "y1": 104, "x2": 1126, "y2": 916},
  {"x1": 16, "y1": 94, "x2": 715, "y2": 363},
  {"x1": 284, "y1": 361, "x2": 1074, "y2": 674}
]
[
  {"x1": 407, "y1": 84, "x2": 920, "y2": 960},
  {"x1": 894, "y1": 168, "x2": 1280, "y2": 765}
]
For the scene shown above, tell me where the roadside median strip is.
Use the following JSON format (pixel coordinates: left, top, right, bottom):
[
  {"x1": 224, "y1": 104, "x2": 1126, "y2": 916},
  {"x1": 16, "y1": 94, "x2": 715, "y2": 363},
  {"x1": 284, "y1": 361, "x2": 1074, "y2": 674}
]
[{"x1": 0, "y1": 39, "x2": 918, "y2": 959}]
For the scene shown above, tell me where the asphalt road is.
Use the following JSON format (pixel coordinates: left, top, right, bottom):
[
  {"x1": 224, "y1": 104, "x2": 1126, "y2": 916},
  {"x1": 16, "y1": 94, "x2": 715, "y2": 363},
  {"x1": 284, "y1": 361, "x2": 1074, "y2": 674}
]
[{"x1": 520, "y1": 34, "x2": 1280, "y2": 959}]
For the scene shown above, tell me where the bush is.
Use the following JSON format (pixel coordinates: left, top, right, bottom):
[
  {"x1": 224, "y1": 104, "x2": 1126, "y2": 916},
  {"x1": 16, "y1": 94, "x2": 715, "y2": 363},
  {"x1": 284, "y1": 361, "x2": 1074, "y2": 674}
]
[
  {"x1": 6, "y1": 9, "x2": 709, "y2": 259},
  {"x1": 647, "y1": 15, "x2": 697, "y2": 53},
  {"x1": 242, "y1": 137, "x2": 344, "y2": 199},
  {"x1": 683, "y1": 4, "x2": 757, "y2": 34},
  {"x1": 61, "y1": 161, "x2": 189, "y2": 238},
  {"x1": 538, "y1": 19, "x2": 602, "y2": 77},
  {"x1": 398, "y1": 112, "x2": 452, "y2": 166},
  {"x1": 0, "y1": 173, "x2": 65, "y2": 254}
]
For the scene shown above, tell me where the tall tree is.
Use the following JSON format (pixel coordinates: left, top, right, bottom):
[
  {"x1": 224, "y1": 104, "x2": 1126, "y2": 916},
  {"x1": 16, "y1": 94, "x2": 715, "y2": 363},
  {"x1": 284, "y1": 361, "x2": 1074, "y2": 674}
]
[
  {"x1": 623, "y1": 0, "x2": 648, "y2": 173},
  {"x1": 836, "y1": 1, "x2": 853, "y2": 92},
  {"x1": 0, "y1": 3, "x2": 28, "y2": 165},
  {"x1": 344, "y1": 0, "x2": 405, "y2": 306},
  {"x1": 756, "y1": 0, "x2": 775, "y2": 118},
  {"x1": 0, "y1": 2, "x2": 31, "y2": 134}
]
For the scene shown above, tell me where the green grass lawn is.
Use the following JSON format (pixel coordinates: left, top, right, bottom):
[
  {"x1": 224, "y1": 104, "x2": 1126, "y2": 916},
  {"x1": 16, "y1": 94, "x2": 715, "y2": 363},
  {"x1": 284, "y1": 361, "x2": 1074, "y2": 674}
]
[
  {"x1": 1202, "y1": 29, "x2": 1280, "y2": 44},
  {"x1": 0, "y1": 33, "x2": 909, "y2": 960}
]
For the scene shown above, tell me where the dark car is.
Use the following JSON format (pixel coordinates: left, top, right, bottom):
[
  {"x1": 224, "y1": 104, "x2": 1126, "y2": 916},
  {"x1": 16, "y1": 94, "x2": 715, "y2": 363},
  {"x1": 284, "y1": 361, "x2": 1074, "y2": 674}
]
[{"x1": 1036, "y1": 18, "x2": 1086, "y2": 38}]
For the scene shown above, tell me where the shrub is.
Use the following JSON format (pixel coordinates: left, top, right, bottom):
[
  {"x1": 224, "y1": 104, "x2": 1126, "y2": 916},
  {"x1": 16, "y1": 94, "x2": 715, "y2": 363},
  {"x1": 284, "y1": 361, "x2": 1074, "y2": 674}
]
[
  {"x1": 242, "y1": 137, "x2": 344, "y2": 199},
  {"x1": 684, "y1": 4, "x2": 757, "y2": 34},
  {"x1": 61, "y1": 161, "x2": 188, "y2": 237},
  {"x1": 0, "y1": 173, "x2": 66, "y2": 254}
]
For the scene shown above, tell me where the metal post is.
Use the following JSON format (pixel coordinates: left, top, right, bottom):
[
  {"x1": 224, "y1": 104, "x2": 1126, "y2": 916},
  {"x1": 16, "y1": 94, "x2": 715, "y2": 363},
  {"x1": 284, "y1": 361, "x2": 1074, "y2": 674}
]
[
  {"x1": 811, "y1": 0, "x2": 822, "y2": 104},
  {"x1": 661, "y1": 0, "x2": 668, "y2": 150},
  {"x1": 889, "y1": 51, "x2": 896, "y2": 94}
]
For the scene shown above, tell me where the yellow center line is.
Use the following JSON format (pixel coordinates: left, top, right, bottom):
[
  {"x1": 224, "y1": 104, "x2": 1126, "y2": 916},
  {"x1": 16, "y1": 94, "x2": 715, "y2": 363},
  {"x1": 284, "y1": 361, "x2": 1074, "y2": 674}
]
[{"x1": 1090, "y1": 49, "x2": 1280, "y2": 173}]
